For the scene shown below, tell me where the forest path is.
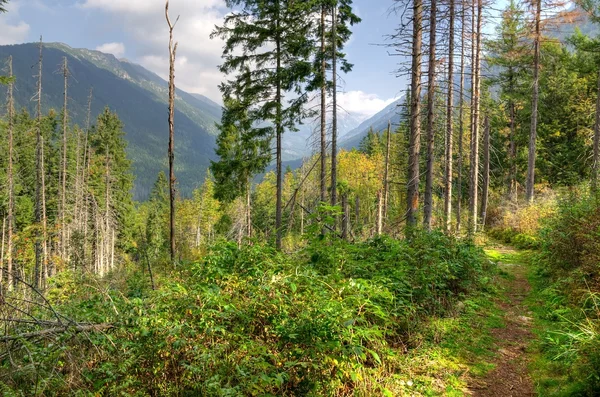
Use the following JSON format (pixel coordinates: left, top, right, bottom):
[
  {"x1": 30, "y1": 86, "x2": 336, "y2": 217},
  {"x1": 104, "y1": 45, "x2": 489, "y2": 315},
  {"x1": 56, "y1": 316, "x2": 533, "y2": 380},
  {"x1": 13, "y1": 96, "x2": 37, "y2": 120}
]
[{"x1": 468, "y1": 245, "x2": 536, "y2": 397}]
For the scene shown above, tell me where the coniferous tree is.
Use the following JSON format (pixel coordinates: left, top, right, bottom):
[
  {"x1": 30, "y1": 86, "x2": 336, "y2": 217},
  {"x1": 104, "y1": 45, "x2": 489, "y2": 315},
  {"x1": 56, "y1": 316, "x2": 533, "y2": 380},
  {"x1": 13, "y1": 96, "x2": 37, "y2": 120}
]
[
  {"x1": 486, "y1": 0, "x2": 529, "y2": 202},
  {"x1": 212, "y1": 0, "x2": 314, "y2": 250}
]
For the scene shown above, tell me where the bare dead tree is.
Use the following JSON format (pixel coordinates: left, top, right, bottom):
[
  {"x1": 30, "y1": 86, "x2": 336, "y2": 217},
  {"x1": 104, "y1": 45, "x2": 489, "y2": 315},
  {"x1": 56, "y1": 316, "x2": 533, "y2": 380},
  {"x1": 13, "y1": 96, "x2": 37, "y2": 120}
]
[
  {"x1": 331, "y1": 4, "x2": 339, "y2": 218},
  {"x1": 383, "y1": 120, "x2": 392, "y2": 224},
  {"x1": 166, "y1": 0, "x2": 179, "y2": 265},
  {"x1": 59, "y1": 57, "x2": 69, "y2": 262},
  {"x1": 423, "y1": 0, "x2": 438, "y2": 231},
  {"x1": 456, "y1": 0, "x2": 467, "y2": 234},
  {"x1": 480, "y1": 114, "x2": 490, "y2": 228},
  {"x1": 469, "y1": 0, "x2": 482, "y2": 236},
  {"x1": 320, "y1": 5, "x2": 328, "y2": 204},
  {"x1": 406, "y1": 0, "x2": 424, "y2": 233},
  {"x1": 5, "y1": 56, "x2": 15, "y2": 292},
  {"x1": 34, "y1": 36, "x2": 48, "y2": 290},
  {"x1": 444, "y1": 0, "x2": 455, "y2": 233}
]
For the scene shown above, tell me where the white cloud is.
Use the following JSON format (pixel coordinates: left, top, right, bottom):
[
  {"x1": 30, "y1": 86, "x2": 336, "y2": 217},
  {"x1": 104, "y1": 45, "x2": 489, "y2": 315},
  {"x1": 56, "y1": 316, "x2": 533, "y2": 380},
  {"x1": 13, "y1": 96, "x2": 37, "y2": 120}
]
[
  {"x1": 80, "y1": 0, "x2": 226, "y2": 102},
  {"x1": 0, "y1": 21, "x2": 30, "y2": 45},
  {"x1": 337, "y1": 91, "x2": 396, "y2": 121},
  {"x1": 96, "y1": 42, "x2": 126, "y2": 58},
  {"x1": 0, "y1": 0, "x2": 30, "y2": 45}
]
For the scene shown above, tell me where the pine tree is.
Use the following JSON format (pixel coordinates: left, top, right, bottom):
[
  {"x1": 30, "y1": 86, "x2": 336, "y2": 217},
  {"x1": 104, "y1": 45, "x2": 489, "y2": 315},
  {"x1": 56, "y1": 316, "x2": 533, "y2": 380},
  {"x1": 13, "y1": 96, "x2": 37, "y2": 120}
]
[{"x1": 213, "y1": 0, "x2": 314, "y2": 250}]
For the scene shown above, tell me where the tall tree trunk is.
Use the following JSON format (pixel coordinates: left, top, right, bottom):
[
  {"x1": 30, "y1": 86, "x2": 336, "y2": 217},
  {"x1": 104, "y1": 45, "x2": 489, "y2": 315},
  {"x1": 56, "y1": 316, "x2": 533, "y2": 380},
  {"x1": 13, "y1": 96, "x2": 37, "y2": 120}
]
[
  {"x1": 423, "y1": 0, "x2": 438, "y2": 230},
  {"x1": 104, "y1": 144, "x2": 110, "y2": 276},
  {"x1": 469, "y1": 0, "x2": 482, "y2": 235},
  {"x1": 444, "y1": 0, "x2": 455, "y2": 233},
  {"x1": 6, "y1": 56, "x2": 14, "y2": 291},
  {"x1": 166, "y1": 1, "x2": 179, "y2": 264},
  {"x1": 376, "y1": 190, "x2": 383, "y2": 235},
  {"x1": 60, "y1": 57, "x2": 68, "y2": 262},
  {"x1": 592, "y1": 68, "x2": 600, "y2": 193},
  {"x1": 456, "y1": 0, "x2": 466, "y2": 234},
  {"x1": 320, "y1": 5, "x2": 327, "y2": 204},
  {"x1": 331, "y1": 5, "x2": 339, "y2": 217},
  {"x1": 82, "y1": 89, "x2": 93, "y2": 266},
  {"x1": 383, "y1": 120, "x2": 392, "y2": 223},
  {"x1": 246, "y1": 175, "x2": 252, "y2": 239},
  {"x1": 526, "y1": 0, "x2": 541, "y2": 203},
  {"x1": 34, "y1": 37, "x2": 48, "y2": 290},
  {"x1": 275, "y1": 9, "x2": 283, "y2": 250},
  {"x1": 407, "y1": 0, "x2": 423, "y2": 233},
  {"x1": 480, "y1": 115, "x2": 490, "y2": 228},
  {"x1": 508, "y1": 96, "x2": 517, "y2": 202}
]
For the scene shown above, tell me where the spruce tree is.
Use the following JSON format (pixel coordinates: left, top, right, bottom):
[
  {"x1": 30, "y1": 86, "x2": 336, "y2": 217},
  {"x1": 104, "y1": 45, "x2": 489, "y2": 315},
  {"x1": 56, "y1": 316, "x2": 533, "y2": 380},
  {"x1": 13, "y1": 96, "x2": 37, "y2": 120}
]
[{"x1": 212, "y1": 0, "x2": 314, "y2": 250}]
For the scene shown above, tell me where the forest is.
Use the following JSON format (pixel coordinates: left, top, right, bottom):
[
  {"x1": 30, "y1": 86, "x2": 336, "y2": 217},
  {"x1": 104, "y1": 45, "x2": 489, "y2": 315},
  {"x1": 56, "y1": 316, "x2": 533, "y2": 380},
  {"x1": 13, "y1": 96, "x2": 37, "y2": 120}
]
[{"x1": 0, "y1": 0, "x2": 600, "y2": 395}]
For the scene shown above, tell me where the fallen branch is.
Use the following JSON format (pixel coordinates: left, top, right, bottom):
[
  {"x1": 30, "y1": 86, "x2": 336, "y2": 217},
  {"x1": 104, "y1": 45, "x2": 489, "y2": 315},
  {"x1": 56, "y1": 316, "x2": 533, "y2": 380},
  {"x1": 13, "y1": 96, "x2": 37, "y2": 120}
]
[{"x1": 0, "y1": 323, "x2": 114, "y2": 343}]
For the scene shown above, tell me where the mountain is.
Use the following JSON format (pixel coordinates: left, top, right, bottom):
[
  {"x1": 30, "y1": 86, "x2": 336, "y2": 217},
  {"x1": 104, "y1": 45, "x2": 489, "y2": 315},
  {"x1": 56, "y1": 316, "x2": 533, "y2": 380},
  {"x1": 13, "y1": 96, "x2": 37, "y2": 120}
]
[
  {"x1": 0, "y1": 42, "x2": 221, "y2": 200},
  {"x1": 282, "y1": 111, "x2": 363, "y2": 160},
  {"x1": 340, "y1": 95, "x2": 407, "y2": 149}
]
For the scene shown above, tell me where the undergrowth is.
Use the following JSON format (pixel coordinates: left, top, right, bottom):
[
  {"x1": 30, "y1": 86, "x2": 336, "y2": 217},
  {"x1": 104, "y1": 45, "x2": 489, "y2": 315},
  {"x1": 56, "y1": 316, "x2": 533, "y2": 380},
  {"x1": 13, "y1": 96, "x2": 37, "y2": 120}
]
[
  {"x1": 528, "y1": 193, "x2": 600, "y2": 396},
  {"x1": 0, "y1": 230, "x2": 497, "y2": 396}
]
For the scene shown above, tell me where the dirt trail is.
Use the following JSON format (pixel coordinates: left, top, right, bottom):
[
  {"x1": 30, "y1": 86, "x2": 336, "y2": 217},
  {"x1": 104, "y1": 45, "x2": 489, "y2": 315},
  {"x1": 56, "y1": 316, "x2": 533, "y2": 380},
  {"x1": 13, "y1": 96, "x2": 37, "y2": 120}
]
[{"x1": 468, "y1": 247, "x2": 536, "y2": 397}]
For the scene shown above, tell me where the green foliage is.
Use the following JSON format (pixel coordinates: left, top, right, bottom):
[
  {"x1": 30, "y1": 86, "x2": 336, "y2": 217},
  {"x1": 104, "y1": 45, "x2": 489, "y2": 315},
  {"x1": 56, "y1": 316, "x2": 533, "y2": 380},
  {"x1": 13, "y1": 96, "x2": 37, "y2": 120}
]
[
  {"x1": 0, "y1": 232, "x2": 492, "y2": 395},
  {"x1": 530, "y1": 194, "x2": 600, "y2": 395}
]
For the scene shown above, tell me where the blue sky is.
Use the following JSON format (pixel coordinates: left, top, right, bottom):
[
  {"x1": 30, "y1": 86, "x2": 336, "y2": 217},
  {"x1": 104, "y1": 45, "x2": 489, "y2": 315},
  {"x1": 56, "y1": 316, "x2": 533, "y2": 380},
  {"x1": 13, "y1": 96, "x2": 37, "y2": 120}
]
[{"x1": 1, "y1": 0, "x2": 412, "y2": 119}]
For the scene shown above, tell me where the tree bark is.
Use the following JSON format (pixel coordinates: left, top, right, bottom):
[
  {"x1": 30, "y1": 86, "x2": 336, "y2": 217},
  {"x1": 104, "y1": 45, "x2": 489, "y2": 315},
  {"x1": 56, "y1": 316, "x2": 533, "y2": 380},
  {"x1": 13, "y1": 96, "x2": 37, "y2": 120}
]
[
  {"x1": 34, "y1": 37, "x2": 48, "y2": 290},
  {"x1": 469, "y1": 0, "x2": 482, "y2": 236},
  {"x1": 480, "y1": 115, "x2": 490, "y2": 229},
  {"x1": 383, "y1": 120, "x2": 392, "y2": 223},
  {"x1": 508, "y1": 97, "x2": 518, "y2": 202},
  {"x1": 526, "y1": 0, "x2": 541, "y2": 203},
  {"x1": 320, "y1": 5, "x2": 327, "y2": 204},
  {"x1": 166, "y1": 1, "x2": 179, "y2": 264},
  {"x1": 423, "y1": 0, "x2": 438, "y2": 231},
  {"x1": 456, "y1": 0, "x2": 466, "y2": 234},
  {"x1": 407, "y1": 0, "x2": 423, "y2": 233},
  {"x1": 6, "y1": 56, "x2": 14, "y2": 291},
  {"x1": 444, "y1": 0, "x2": 455, "y2": 233},
  {"x1": 275, "y1": 6, "x2": 283, "y2": 250},
  {"x1": 60, "y1": 57, "x2": 68, "y2": 262},
  {"x1": 376, "y1": 190, "x2": 383, "y2": 235},
  {"x1": 331, "y1": 5, "x2": 339, "y2": 218}
]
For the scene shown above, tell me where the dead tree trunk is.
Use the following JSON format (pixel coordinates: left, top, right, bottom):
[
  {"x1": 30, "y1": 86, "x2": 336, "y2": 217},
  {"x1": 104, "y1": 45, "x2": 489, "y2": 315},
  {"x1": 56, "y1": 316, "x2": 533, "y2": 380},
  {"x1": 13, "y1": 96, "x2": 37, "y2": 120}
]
[
  {"x1": 166, "y1": 1, "x2": 179, "y2": 265},
  {"x1": 60, "y1": 57, "x2": 69, "y2": 262},
  {"x1": 331, "y1": 5, "x2": 339, "y2": 218},
  {"x1": 526, "y1": 0, "x2": 541, "y2": 203},
  {"x1": 469, "y1": 0, "x2": 482, "y2": 236},
  {"x1": 423, "y1": 0, "x2": 438, "y2": 231},
  {"x1": 407, "y1": 0, "x2": 424, "y2": 233},
  {"x1": 456, "y1": 0, "x2": 467, "y2": 234},
  {"x1": 444, "y1": 0, "x2": 455, "y2": 233},
  {"x1": 376, "y1": 190, "x2": 383, "y2": 235},
  {"x1": 34, "y1": 37, "x2": 48, "y2": 290},
  {"x1": 5, "y1": 56, "x2": 15, "y2": 290},
  {"x1": 320, "y1": 5, "x2": 328, "y2": 204},
  {"x1": 480, "y1": 115, "x2": 490, "y2": 229},
  {"x1": 383, "y1": 120, "x2": 392, "y2": 224}
]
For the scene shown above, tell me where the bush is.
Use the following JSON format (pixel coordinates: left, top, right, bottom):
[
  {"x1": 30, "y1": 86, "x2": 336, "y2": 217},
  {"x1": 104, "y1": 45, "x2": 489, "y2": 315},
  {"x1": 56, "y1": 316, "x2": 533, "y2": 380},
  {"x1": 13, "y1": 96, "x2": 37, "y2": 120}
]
[
  {"x1": 534, "y1": 193, "x2": 600, "y2": 395},
  {"x1": 0, "y1": 233, "x2": 492, "y2": 396}
]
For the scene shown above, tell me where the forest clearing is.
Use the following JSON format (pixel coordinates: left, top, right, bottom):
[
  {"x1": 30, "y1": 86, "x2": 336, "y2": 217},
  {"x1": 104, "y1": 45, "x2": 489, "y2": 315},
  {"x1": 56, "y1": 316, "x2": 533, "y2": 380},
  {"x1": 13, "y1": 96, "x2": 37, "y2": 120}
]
[{"x1": 1, "y1": 0, "x2": 600, "y2": 395}]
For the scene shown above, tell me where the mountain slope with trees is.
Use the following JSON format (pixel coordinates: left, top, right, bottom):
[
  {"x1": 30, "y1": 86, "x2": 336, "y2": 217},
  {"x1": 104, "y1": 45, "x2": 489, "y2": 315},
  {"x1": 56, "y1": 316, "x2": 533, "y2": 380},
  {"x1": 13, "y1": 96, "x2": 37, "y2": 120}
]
[{"x1": 0, "y1": 42, "x2": 220, "y2": 199}]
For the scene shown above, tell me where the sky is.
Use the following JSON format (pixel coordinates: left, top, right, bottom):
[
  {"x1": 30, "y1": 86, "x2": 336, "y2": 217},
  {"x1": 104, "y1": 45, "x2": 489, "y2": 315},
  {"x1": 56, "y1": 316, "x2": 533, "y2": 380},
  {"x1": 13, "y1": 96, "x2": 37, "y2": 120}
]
[{"x1": 0, "y1": 0, "x2": 410, "y2": 121}]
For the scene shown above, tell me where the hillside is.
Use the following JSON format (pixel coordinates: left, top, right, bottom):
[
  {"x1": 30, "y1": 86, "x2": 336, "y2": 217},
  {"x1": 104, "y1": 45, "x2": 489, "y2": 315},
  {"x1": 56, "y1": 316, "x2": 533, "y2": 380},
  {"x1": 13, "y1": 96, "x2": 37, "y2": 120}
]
[
  {"x1": 340, "y1": 94, "x2": 406, "y2": 149},
  {"x1": 0, "y1": 42, "x2": 221, "y2": 199}
]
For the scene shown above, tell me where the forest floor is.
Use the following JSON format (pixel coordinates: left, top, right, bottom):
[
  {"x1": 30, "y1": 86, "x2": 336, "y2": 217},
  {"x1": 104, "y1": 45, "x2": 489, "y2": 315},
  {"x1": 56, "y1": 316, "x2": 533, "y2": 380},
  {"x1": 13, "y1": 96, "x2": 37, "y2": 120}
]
[{"x1": 467, "y1": 244, "x2": 537, "y2": 396}]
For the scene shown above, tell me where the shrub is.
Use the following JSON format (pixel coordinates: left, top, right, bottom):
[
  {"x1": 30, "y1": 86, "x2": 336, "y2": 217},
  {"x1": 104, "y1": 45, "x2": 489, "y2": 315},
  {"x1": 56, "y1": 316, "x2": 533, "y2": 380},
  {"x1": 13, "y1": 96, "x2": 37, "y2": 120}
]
[{"x1": 0, "y1": 233, "x2": 491, "y2": 396}]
